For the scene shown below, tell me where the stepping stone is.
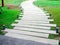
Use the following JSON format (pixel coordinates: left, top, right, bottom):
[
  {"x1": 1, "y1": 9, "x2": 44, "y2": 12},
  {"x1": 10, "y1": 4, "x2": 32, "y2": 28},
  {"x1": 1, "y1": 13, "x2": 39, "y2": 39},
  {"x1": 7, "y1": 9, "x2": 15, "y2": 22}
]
[
  {"x1": 5, "y1": 32, "x2": 59, "y2": 45},
  {"x1": 13, "y1": 27, "x2": 58, "y2": 35},
  {"x1": 23, "y1": 10, "x2": 48, "y2": 13},
  {"x1": 23, "y1": 13, "x2": 50, "y2": 17},
  {"x1": 18, "y1": 21, "x2": 49, "y2": 24},
  {"x1": 15, "y1": 20, "x2": 49, "y2": 23},
  {"x1": 21, "y1": 15, "x2": 53, "y2": 20},
  {"x1": 12, "y1": 24, "x2": 51, "y2": 30},
  {"x1": 15, "y1": 19, "x2": 54, "y2": 22},
  {"x1": 12, "y1": 23, "x2": 56, "y2": 27},
  {"x1": 23, "y1": 19, "x2": 54, "y2": 21},
  {"x1": 4, "y1": 29, "x2": 49, "y2": 38},
  {"x1": 19, "y1": 16, "x2": 50, "y2": 19}
]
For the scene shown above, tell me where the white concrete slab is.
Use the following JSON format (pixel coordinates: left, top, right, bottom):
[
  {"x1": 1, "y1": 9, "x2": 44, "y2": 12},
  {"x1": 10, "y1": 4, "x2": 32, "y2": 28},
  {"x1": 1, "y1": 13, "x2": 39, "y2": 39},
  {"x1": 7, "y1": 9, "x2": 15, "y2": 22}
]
[
  {"x1": 4, "y1": 29, "x2": 49, "y2": 38},
  {"x1": 5, "y1": 32, "x2": 59, "y2": 45},
  {"x1": 15, "y1": 19, "x2": 54, "y2": 22},
  {"x1": 22, "y1": 15, "x2": 48, "y2": 21},
  {"x1": 13, "y1": 27, "x2": 58, "y2": 35},
  {"x1": 12, "y1": 24, "x2": 51, "y2": 30},
  {"x1": 15, "y1": 20, "x2": 49, "y2": 23},
  {"x1": 12, "y1": 23, "x2": 56, "y2": 27}
]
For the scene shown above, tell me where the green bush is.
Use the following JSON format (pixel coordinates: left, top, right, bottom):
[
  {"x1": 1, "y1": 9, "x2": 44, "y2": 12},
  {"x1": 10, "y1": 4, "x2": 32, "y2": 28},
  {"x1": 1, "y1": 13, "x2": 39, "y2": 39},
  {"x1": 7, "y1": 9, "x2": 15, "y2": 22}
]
[{"x1": 0, "y1": 6, "x2": 2, "y2": 14}]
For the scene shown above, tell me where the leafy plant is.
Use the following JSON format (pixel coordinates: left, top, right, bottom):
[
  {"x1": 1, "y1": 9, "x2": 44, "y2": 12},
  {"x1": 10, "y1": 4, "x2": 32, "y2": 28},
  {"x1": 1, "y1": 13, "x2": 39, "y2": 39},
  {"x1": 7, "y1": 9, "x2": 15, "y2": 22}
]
[{"x1": 0, "y1": 6, "x2": 2, "y2": 14}]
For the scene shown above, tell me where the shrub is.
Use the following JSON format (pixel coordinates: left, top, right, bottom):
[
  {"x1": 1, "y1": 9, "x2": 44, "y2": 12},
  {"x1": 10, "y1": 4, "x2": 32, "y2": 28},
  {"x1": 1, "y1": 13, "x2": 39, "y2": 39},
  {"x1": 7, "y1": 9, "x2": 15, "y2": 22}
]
[{"x1": 0, "y1": 6, "x2": 2, "y2": 14}]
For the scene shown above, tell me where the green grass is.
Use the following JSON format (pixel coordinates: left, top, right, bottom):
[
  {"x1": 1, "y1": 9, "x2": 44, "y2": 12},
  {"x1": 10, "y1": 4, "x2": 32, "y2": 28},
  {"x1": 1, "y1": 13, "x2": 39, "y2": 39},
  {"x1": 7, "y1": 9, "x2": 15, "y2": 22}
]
[
  {"x1": 0, "y1": 30, "x2": 5, "y2": 35},
  {"x1": 0, "y1": 6, "x2": 20, "y2": 29},
  {"x1": 34, "y1": 0, "x2": 60, "y2": 29},
  {"x1": 0, "y1": 0, "x2": 25, "y2": 6},
  {"x1": 34, "y1": 0, "x2": 60, "y2": 41},
  {"x1": 48, "y1": 34, "x2": 57, "y2": 39},
  {"x1": 34, "y1": 0, "x2": 60, "y2": 26},
  {"x1": 0, "y1": 6, "x2": 22, "y2": 35},
  {"x1": 0, "y1": 0, "x2": 25, "y2": 35},
  {"x1": 42, "y1": 7, "x2": 60, "y2": 27},
  {"x1": 34, "y1": 0, "x2": 60, "y2": 6},
  {"x1": 40, "y1": 6, "x2": 60, "y2": 39}
]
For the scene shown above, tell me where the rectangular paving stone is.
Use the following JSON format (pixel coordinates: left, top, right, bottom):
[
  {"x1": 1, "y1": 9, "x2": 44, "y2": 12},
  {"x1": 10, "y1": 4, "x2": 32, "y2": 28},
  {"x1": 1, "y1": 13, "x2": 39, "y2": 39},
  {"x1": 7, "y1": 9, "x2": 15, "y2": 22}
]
[
  {"x1": 22, "y1": 13, "x2": 50, "y2": 17},
  {"x1": 13, "y1": 27, "x2": 58, "y2": 35},
  {"x1": 12, "y1": 22, "x2": 56, "y2": 27},
  {"x1": 19, "y1": 15, "x2": 50, "y2": 20},
  {"x1": 15, "y1": 20, "x2": 49, "y2": 23},
  {"x1": 21, "y1": 14, "x2": 53, "y2": 21},
  {"x1": 12, "y1": 24, "x2": 51, "y2": 30},
  {"x1": 15, "y1": 19, "x2": 54, "y2": 22},
  {"x1": 4, "y1": 29, "x2": 49, "y2": 38}
]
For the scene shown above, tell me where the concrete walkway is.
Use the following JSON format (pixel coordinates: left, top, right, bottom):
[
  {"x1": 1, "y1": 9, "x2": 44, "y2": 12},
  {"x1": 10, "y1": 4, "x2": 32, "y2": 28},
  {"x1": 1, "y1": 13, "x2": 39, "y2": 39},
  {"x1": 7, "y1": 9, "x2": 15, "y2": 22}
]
[
  {"x1": 0, "y1": 35, "x2": 49, "y2": 45},
  {"x1": 0, "y1": 0, "x2": 59, "y2": 45}
]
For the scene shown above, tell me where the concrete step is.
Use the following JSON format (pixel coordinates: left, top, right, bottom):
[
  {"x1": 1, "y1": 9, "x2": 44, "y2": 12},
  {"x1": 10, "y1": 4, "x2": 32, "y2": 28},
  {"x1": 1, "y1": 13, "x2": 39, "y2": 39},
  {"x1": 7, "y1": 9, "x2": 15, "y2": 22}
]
[
  {"x1": 20, "y1": 17, "x2": 49, "y2": 20},
  {"x1": 19, "y1": 15, "x2": 50, "y2": 18},
  {"x1": 4, "y1": 29, "x2": 49, "y2": 38},
  {"x1": 21, "y1": 13, "x2": 53, "y2": 20},
  {"x1": 15, "y1": 20, "x2": 49, "y2": 23},
  {"x1": 12, "y1": 23, "x2": 56, "y2": 27},
  {"x1": 12, "y1": 24, "x2": 51, "y2": 30},
  {"x1": 13, "y1": 27, "x2": 58, "y2": 35},
  {"x1": 5, "y1": 32, "x2": 59, "y2": 45},
  {"x1": 20, "y1": 12, "x2": 49, "y2": 15},
  {"x1": 15, "y1": 19, "x2": 54, "y2": 22}
]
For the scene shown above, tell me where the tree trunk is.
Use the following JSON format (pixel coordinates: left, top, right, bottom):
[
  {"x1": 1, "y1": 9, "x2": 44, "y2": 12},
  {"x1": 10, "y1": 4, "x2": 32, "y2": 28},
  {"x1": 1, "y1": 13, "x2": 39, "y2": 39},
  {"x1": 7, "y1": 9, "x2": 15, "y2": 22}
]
[{"x1": 2, "y1": 0, "x2": 4, "y2": 7}]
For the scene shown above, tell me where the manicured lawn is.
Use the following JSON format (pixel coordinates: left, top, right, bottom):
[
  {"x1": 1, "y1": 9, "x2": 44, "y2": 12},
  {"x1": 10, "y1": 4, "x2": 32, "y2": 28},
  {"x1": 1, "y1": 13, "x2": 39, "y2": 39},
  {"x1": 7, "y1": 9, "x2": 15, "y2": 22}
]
[
  {"x1": 34, "y1": 0, "x2": 60, "y2": 6},
  {"x1": 34, "y1": 0, "x2": 60, "y2": 27},
  {"x1": 34, "y1": 0, "x2": 60, "y2": 44},
  {"x1": 34, "y1": 0, "x2": 60, "y2": 30},
  {"x1": 0, "y1": 6, "x2": 22, "y2": 35},
  {"x1": 42, "y1": 7, "x2": 60, "y2": 44},
  {"x1": 0, "y1": 7, "x2": 20, "y2": 29},
  {"x1": 0, "y1": 0, "x2": 25, "y2": 35},
  {"x1": 0, "y1": 0, "x2": 25, "y2": 5},
  {"x1": 42, "y1": 7, "x2": 60, "y2": 27}
]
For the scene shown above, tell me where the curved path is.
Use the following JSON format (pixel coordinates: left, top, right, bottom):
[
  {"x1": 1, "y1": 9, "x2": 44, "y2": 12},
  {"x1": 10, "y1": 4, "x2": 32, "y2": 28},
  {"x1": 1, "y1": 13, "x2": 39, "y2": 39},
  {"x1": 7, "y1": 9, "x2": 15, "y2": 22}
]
[
  {"x1": 20, "y1": 0, "x2": 49, "y2": 21},
  {"x1": 1, "y1": 0, "x2": 59, "y2": 45}
]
